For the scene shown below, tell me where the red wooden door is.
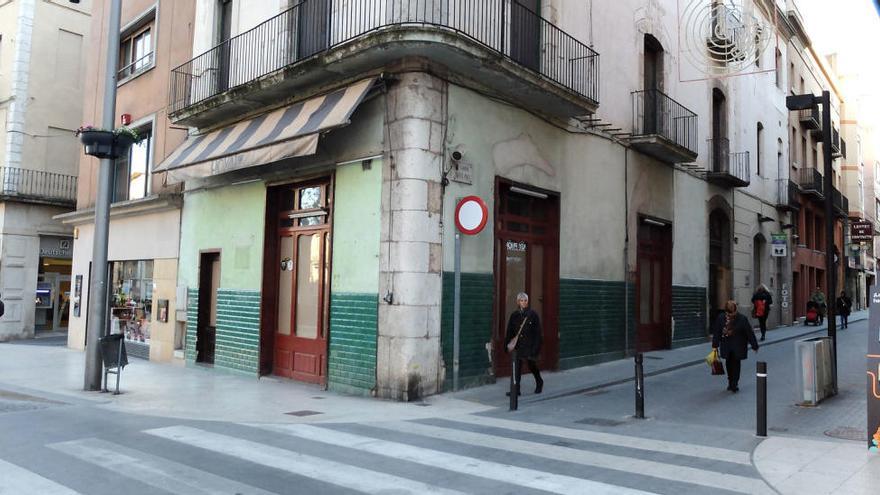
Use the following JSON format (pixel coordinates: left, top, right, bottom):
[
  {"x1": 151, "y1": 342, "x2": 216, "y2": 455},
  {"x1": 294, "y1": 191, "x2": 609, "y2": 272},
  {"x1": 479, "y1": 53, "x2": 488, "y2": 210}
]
[
  {"x1": 635, "y1": 220, "x2": 672, "y2": 352},
  {"x1": 494, "y1": 180, "x2": 560, "y2": 376},
  {"x1": 270, "y1": 181, "x2": 331, "y2": 384}
]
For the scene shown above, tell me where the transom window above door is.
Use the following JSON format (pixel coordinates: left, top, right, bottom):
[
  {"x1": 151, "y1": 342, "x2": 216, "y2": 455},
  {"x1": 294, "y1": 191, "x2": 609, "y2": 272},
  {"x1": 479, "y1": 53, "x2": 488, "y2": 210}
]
[{"x1": 278, "y1": 183, "x2": 329, "y2": 229}]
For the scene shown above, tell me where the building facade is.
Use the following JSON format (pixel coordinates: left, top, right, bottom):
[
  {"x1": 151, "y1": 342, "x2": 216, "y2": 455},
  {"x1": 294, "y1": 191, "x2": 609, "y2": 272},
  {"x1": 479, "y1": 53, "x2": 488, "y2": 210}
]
[
  {"x1": 61, "y1": 0, "x2": 196, "y2": 361},
  {"x1": 0, "y1": 0, "x2": 90, "y2": 341}
]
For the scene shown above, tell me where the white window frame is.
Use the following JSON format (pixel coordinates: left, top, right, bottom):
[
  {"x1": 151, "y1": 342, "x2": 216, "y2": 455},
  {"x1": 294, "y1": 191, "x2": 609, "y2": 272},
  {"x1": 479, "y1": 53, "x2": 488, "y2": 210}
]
[
  {"x1": 113, "y1": 115, "x2": 156, "y2": 204},
  {"x1": 117, "y1": 4, "x2": 159, "y2": 85}
]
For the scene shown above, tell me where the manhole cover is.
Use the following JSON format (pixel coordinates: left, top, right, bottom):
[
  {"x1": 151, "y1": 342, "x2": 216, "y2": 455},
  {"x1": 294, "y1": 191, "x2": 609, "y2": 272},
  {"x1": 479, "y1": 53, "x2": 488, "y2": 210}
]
[
  {"x1": 824, "y1": 427, "x2": 865, "y2": 441},
  {"x1": 575, "y1": 417, "x2": 626, "y2": 427},
  {"x1": 285, "y1": 410, "x2": 323, "y2": 417}
]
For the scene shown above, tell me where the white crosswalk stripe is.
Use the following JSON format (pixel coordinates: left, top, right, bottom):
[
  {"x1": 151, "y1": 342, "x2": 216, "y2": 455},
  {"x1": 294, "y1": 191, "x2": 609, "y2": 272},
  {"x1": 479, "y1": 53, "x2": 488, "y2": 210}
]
[
  {"x1": 0, "y1": 458, "x2": 81, "y2": 495},
  {"x1": 250, "y1": 423, "x2": 660, "y2": 495},
  {"x1": 48, "y1": 438, "x2": 277, "y2": 495},
  {"x1": 144, "y1": 425, "x2": 466, "y2": 495},
  {"x1": 367, "y1": 420, "x2": 775, "y2": 495},
  {"x1": 448, "y1": 414, "x2": 754, "y2": 465}
]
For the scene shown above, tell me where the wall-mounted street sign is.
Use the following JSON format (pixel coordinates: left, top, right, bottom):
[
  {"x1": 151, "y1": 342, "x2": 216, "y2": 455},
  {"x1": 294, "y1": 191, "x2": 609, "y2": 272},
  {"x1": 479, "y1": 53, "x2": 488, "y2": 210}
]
[
  {"x1": 455, "y1": 196, "x2": 488, "y2": 235},
  {"x1": 851, "y1": 220, "x2": 875, "y2": 243},
  {"x1": 771, "y1": 233, "x2": 787, "y2": 258}
]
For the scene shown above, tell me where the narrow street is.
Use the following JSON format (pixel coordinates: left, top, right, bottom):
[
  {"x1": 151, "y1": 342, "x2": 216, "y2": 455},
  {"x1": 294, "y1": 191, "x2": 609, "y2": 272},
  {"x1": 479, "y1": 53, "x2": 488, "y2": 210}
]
[{"x1": 0, "y1": 318, "x2": 875, "y2": 494}]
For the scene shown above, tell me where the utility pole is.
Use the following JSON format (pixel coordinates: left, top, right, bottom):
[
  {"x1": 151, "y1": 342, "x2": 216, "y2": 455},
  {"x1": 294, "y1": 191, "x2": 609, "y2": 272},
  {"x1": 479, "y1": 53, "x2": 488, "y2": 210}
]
[
  {"x1": 820, "y1": 90, "x2": 838, "y2": 394},
  {"x1": 83, "y1": 0, "x2": 122, "y2": 391}
]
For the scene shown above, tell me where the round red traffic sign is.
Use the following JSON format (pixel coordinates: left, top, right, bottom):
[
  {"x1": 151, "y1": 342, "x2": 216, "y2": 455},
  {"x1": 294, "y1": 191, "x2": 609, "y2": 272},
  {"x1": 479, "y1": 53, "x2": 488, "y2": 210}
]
[{"x1": 455, "y1": 196, "x2": 488, "y2": 235}]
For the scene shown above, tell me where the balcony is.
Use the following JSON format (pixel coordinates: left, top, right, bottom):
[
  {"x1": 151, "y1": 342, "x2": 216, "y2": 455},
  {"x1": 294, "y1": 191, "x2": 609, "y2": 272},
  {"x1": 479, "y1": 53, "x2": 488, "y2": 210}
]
[
  {"x1": 832, "y1": 186, "x2": 848, "y2": 218},
  {"x1": 776, "y1": 179, "x2": 801, "y2": 211},
  {"x1": 629, "y1": 89, "x2": 698, "y2": 164},
  {"x1": 0, "y1": 167, "x2": 77, "y2": 207},
  {"x1": 705, "y1": 138, "x2": 749, "y2": 187},
  {"x1": 799, "y1": 107, "x2": 820, "y2": 130},
  {"x1": 798, "y1": 167, "x2": 823, "y2": 199},
  {"x1": 169, "y1": 0, "x2": 600, "y2": 127},
  {"x1": 840, "y1": 138, "x2": 847, "y2": 159},
  {"x1": 831, "y1": 127, "x2": 841, "y2": 158}
]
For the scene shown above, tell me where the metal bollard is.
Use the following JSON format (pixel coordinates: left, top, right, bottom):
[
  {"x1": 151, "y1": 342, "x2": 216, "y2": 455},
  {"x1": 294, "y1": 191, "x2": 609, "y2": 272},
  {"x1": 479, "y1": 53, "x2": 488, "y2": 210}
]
[
  {"x1": 509, "y1": 351, "x2": 518, "y2": 411},
  {"x1": 757, "y1": 361, "x2": 767, "y2": 437},
  {"x1": 635, "y1": 353, "x2": 645, "y2": 419}
]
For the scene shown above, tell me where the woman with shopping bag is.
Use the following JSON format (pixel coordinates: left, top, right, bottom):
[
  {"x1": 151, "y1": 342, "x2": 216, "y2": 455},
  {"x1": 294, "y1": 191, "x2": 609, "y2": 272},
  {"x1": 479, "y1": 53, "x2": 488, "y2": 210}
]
[{"x1": 711, "y1": 300, "x2": 759, "y2": 393}]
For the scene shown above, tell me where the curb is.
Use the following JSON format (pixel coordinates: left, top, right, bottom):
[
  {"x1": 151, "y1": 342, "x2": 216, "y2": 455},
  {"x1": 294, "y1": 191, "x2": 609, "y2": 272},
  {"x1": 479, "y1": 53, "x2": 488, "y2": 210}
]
[{"x1": 521, "y1": 315, "x2": 867, "y2": 405}]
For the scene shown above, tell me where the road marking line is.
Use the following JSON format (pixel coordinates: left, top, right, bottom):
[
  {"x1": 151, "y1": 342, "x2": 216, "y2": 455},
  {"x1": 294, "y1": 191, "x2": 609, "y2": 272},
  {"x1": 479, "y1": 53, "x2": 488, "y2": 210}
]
[
  {"x1": 144, "y1": 425, "x2": 463, "y2": 495},
  {"x1": 251, "y1": 423, "x2": 659, "y2": 495},
  {"x1": 48, "y1": 438, "x2": 277, "y2": 495},
  {"x1": 368, "y1": 420, "x2": 774, "y2": 495},
  {"x1": 0, "y1": 458, "x2": 81, "y2": 495},
  {"x1": 447, "y1": 414, "x2": 754, "y2": 465}
]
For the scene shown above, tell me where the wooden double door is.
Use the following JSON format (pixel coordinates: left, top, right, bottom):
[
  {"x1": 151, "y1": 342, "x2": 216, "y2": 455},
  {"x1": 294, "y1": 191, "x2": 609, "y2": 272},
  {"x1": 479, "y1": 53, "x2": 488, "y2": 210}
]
[
  {"x1": 263, "y1": 180, "x2": 332, "y2": 384},
  {"x1": 493, "y1": 181, "x2": 560, "y2": 376},
  {"x1": 635, "y1": 220, "x2": 672, "y2": 352}
]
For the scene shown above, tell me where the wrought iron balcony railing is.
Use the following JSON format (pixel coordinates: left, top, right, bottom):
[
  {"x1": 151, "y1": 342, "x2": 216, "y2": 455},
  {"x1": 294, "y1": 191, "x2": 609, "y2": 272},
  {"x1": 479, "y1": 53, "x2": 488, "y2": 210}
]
[
  {"x1": 799, "y1": 106, "x2": 820, "y2": 131},
  {"x1": 776, "y1": 178, "x2": 801, "y2": 211},
  {"x1": 832, "y1": 186, "x2": 848, "y2": 218},
  {"x1": 0, "y1": 167, "x2": 77, "y2": 205},
  {"x1": 631, "y1": 89, "x2": 698, "y2": 155},
  {"x1": 798, "y1": 167, "x2": 823, "y2": 198},
  {"x1": 169, "y1": 0, "x2": 600, "y2": 115},
  {"x1": 706, "y1": 137, "x2": 749, "y2": 186}
]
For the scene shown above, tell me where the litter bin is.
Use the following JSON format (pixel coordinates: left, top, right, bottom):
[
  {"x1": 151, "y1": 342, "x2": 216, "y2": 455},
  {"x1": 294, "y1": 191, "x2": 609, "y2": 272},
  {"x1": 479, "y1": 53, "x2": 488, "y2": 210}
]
[
  {"x1": 99, "y1": 333, "x2": 127, "y2": 394},
  {"x1": 794, "y1": 336, "x2": 835, "y2": 406}
]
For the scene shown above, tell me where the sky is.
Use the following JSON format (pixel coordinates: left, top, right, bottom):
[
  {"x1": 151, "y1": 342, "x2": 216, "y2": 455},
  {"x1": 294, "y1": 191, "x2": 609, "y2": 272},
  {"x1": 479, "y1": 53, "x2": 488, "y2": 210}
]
[{"x1": 797, "y1": 0, "x2": 880, "y2": 136}]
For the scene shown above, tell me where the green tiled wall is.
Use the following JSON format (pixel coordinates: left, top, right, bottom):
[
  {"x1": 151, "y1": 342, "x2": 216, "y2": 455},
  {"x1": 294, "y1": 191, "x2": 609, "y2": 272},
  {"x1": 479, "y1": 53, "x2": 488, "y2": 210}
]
[
  {"x1": 328, "y1": 292, "x2": 378, "y2": 396},
  {"x1": 672, "y1": 285, "x2": 708, "y2": 346},
  {"x1": 185, "y1": 288, "x2": 261, "y2": 375},
  {"x1": 440, "y1": 272, "x2": 495, "y2": 391},
  {"x1": 558, "y1": 279, "x2": 633, "y2": 369}
]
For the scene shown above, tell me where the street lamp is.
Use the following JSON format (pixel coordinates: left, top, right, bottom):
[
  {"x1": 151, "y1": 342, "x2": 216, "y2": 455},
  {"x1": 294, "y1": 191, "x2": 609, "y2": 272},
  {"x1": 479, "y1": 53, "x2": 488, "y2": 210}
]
[
  {"x1": 73, "y1": 0, "x2": 122, "y2": 391},
  {"x1": 786, "y1": 91, "x2": 838, "y2": 394}
]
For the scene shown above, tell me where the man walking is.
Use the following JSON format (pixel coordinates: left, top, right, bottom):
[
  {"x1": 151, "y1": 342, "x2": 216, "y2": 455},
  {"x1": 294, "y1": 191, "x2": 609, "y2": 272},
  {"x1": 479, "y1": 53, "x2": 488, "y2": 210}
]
[
  {"x1": 836, "y1": 291, "x2": 852, "y2": 329},
  {"x1": 751, "y1": 284, "x2": 773, "y2": 341},
  {"x1": 505, "y1": 292, "x2": 543, "y2": 396}
]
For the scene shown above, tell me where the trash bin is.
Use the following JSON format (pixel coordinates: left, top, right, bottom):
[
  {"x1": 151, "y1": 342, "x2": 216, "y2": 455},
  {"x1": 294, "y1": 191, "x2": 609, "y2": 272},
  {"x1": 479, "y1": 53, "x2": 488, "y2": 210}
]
[
  {"x1": 794, "y1": 336, "x2": 835, "y2": 405},
  {"x1": 99, "y1": 333, "x2": 127, "y2": 394}
]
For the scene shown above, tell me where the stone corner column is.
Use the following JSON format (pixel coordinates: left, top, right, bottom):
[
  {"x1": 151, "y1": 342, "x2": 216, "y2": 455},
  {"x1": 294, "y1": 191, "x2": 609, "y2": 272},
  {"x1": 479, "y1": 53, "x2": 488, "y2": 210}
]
[{"x1": 376, "y1": 72, "x2": 447, "y2": 401}]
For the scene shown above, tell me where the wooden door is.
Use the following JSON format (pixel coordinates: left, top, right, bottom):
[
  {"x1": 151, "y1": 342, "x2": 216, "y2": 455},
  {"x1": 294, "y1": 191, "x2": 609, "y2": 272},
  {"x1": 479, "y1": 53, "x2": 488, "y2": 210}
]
[
  {"x1": 197, "y1": 252, "x2": 220, "y2": 364},
  {"x1": 494, "y1": 180, "x2": 559, "y2": 376},
  {"x1": 510, "y1": 0, "x2": 541, "y2": 72},
  {"x1": 635, "y1": 221, "x2": 672, "y2": 351},
  {"x1": 269, "y1": 181, "x2": 332, "y2": 384}
]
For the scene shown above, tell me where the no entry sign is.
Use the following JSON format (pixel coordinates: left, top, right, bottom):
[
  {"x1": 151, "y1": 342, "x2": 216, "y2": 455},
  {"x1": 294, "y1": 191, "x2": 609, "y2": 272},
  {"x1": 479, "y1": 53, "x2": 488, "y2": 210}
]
[{"x1": 455, "y1": 196, "x2": 488, "y2": 235}]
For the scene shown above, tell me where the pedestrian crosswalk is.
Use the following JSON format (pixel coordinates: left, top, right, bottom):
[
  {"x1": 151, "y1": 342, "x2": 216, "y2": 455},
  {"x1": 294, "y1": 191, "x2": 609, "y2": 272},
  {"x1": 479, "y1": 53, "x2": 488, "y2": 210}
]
[{"x1": 1, "y1": 414, "x2": 772, "y2": 495}]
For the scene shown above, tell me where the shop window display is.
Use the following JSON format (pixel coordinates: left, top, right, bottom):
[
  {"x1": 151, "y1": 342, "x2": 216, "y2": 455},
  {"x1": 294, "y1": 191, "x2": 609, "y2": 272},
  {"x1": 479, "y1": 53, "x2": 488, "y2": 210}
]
[{"x1": 110, "y1": 260, "x2": 153, "y2": 347}]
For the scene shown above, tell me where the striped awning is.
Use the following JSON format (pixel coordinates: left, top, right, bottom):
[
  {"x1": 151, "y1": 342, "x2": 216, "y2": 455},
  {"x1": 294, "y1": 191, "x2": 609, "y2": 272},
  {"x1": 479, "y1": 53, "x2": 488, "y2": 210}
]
[{"x1": 155, "y1": 78, "x2": 376, "y2": 183}]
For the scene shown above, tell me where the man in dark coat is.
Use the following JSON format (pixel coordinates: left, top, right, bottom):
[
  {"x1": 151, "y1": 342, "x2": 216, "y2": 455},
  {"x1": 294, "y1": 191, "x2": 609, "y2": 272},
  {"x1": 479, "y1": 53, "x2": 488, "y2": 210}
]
[
  {"x1": 505, "y1": 292, "x2": 543, "y2": 396},
  {"x1": 751, "y1": 284, "x2": 773, "y2": 341},
  {"x1": 712, "y1": 300, "x2": 759, "y2": 393},
  {"x1": 836, "y1": 291, "x2": 852, "y2": 329}
]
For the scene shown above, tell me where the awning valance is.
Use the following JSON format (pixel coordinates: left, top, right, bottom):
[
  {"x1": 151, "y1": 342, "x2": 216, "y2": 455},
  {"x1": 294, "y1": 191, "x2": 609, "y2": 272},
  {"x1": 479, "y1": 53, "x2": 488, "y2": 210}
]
[{"x1": 155, "y1": 78, "x2": 376, "y2": 183}]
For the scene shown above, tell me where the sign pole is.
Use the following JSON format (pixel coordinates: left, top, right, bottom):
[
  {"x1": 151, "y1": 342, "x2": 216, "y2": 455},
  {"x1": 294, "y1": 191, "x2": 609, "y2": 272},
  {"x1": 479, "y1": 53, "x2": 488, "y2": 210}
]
[
  {"x1": 453, "y1": 232, "x2": 461, "y2": 392},
  {"x1": 867, "y1": 285, "x2": 880, "y2": 451}
]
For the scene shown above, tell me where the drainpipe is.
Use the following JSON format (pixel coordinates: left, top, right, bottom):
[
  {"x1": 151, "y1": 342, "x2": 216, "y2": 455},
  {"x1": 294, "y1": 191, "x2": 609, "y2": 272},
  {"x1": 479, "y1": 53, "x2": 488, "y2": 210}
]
[{"x1": 623, "y1": 147, "x2": 630, "y2": 355}]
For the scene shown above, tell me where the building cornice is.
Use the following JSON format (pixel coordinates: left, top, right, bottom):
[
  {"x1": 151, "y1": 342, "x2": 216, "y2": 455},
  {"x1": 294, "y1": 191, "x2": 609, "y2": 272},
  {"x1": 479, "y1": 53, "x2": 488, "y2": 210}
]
[{"x1": 55, "y1": 194, "x2": 182, "y2": 225}]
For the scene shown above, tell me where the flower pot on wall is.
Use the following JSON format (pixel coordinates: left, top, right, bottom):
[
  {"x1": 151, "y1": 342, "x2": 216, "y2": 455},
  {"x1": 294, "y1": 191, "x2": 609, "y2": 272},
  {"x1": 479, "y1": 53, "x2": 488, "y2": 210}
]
[{"x1": 114, "y1": 133, "x2": 136, "y2": 157}]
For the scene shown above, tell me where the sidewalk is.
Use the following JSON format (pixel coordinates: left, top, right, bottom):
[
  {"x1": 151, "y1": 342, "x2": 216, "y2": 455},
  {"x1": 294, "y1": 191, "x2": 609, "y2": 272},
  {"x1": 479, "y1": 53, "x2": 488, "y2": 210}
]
[{"x1": 451, "y1": 310, "x2": 868, "y2": 408}]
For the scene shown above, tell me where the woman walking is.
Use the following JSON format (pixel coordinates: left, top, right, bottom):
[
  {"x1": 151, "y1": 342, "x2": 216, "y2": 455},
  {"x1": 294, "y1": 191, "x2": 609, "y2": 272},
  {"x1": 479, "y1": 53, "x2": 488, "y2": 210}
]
[
  {"x1": 836, "y1": 291, "x2": 852, "y2": 329},
  {"x1": 505, "y1": 292, "x2": 543, "y2": 396},
  {"x1": 751, "y1": 284, "x2": 773, "y2": 341},
  {"x1": 712, "y1": 300, "x2": 759, "y2": 393}
]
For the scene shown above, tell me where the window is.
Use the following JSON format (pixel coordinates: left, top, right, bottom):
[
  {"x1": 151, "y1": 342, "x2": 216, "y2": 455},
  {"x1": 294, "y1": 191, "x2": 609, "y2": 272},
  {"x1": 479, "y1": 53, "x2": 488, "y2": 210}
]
[
  {"x1": 118, "y1": 10, "x2": 155, "y2": 80},
  {"x1": 800, "y1": 76, "x2": 805, "y2": 94},
  {"x1": 756, "y1": 122, "x2": 764, "y2": 176},
  {"x1": 775, "y1": 49, "x2": 783, "y2": 88},
  {"x1": 113, "y1": 125, "x2": 152, "y2": 203},
  {"x1": 789, "y1": 62, "x2": 795, "y2": 91},
  {"x1": 110, "y1": 260, "x2": 154, "y2": 348}
]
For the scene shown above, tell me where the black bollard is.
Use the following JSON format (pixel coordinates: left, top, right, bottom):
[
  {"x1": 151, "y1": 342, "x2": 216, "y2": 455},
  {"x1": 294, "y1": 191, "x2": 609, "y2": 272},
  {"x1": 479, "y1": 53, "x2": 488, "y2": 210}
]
[
  {"x1": 635, "y1": 353, "x2": 645, "y2": 419},
  {"x1": 509, "y1": 351, "x2": 518, "y2": 411},
  {"x1": 757, "y1": 361, "x2": 767, "y2": 437}
]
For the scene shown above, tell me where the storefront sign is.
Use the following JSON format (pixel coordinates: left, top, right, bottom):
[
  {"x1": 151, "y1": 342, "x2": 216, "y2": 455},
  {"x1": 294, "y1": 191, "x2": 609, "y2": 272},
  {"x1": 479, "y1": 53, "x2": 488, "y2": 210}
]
[
  {"x1": 771, "y1": 233, "x2": 787, "y2": 258},
  {"x1": 852, "y1": 220, "x2": 875, "y2": 243},
  {"x1": 39, "y1": 236, "x2": 72, "y2": 259},
  {"x1": 867, "y1": 285, "x2": 880, "y2": 451},
  {"x1": 781, "y1": 283, "x2": 789, "y2": 310}
]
